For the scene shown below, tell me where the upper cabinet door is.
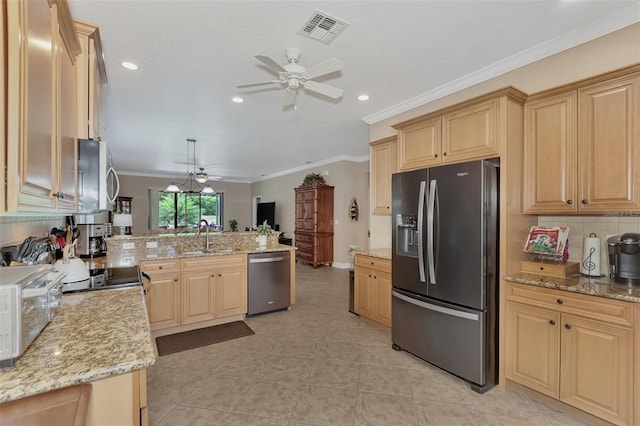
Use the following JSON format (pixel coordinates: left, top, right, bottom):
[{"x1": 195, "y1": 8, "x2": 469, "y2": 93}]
[
  {"x1": 441, "y1": 98, "x2": 499, "y2": 163},
  {"x1": 523, "y1": 92, "x2": 578, "y2": 214},
  {"x1": 56, "y1": 23, "x2": 78, "y2": 211},
  {"x1": 578, "y1": 74, "x2": 640, "y2": 213},
  {"x1": 370, "y1": 137, "x2": 396, "y2": 215},
  {"x1": 396, "y1": 117, "x2": 441, "y2": 171},
  {"x1": 6, "y1": 0, "x2": 56, "y2": 211}
]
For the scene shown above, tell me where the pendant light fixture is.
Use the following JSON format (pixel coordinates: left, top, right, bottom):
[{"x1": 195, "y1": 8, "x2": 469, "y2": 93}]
[{"x1": 164, "y1": 139, "x2": 216, "y2": 194}]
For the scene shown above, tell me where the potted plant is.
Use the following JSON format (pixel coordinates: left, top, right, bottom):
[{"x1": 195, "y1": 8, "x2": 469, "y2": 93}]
[
  {"x1": 255, "y1": 220, "x2": 273, "y2": 247},
  {"x1": 301, "y1": 172, "x2": 326, "y2": 187},
  {"x1": 228, "y1": 218, "x2": 238, "y2": 232}
]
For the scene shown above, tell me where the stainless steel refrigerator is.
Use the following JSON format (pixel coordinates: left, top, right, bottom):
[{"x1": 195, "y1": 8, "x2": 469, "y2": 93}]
[{"x1": 391, "y1": 159, "x2": 498, "y2": 393}]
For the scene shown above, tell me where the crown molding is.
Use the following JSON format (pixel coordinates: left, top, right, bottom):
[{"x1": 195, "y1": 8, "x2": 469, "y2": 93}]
[
  {"x1": 362, "y1": 5, "x2": 640, "y2": 125},
  {"x1": 251, "y1": 155, "x2": 369, "y2": 183}
]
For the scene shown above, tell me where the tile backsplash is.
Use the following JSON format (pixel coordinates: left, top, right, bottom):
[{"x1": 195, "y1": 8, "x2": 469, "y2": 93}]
[
  {"x1": 0, "y1": 216, "x2": 66, "y2": 247},
  {"x1": 537, "y1": 215, "x2": 640, "y2": 274}
]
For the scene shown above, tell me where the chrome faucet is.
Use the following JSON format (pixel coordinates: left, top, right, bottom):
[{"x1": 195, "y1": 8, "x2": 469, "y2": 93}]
[{"x1": 195, "y1": 219, "x2": 209, "y2": 249}]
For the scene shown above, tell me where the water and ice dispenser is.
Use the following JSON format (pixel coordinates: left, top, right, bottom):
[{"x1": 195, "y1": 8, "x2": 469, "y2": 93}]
[{"x1": 395, "y1": 214, "x2": 418, "y2": 258}]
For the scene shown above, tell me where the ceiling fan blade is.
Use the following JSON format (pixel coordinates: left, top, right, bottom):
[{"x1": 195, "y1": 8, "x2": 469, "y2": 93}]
[
  {"x1": 302, "y1": 81, "x2": 343, "y2": 99},
  {"x1": 283, "y1": 88, "x2": 297, "y2": 107},
  {"x1": 255, "y1": 55, "x2": 287, "y2": 74},
  {"x1": 237, "y1": 80, "x2": 281, "y2": 88},
  {"x1": 305, "y1": 57, "x2": 343, "y2": 79}
]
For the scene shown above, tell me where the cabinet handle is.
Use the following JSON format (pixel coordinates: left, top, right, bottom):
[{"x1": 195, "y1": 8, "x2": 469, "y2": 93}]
[
  {"x1": 556, "y1": 299, "x2": 563, "y2": 305},
  {"x1": 549, "y1": 320, "x2": 556, "y2": 325},
  {"x1": 581, "y1": 199, "x2": 588, "y2": 205},
  {"x1": 565, "y1": 324, "x2": 571, "y2": 330},
  {"x1": 566, "y1": 200, "x2": 573, "y2": 205}
]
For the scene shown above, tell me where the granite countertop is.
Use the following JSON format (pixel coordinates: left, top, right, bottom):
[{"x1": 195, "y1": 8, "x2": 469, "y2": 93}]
[
  {"x1": 86, "y1": 244, "x2": 295, "y2": 269},
  {"x1": 354, "y1": 248, "x2": 392, "y2": 260},
  {"x1": 0, "y1": 287, "x2": 156, "y2": 403},
  {"x1": 504, "y1": 272, "x2": 640, "y2": 303}
]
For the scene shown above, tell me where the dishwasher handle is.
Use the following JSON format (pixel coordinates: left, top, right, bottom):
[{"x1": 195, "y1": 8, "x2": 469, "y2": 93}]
[{"x1": 249, "y1": 256, "x2": 287, "y2": 264}]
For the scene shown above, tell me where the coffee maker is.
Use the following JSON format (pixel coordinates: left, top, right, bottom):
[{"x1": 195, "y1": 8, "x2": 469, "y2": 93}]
[
  {"x1": 76, "y1": 224, "x2": 108, "y2": 258},
  {"x1": 607, "y1": 233, "x2": 640, "y2": 285}
]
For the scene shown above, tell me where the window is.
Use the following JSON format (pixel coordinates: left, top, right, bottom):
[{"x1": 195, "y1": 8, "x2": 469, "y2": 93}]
[{"x1": 155, "y1": 191, "x2": 223, "y2": 230}]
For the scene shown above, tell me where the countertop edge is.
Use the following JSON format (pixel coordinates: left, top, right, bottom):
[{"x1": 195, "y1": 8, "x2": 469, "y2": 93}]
[{"x1": 504, "y1": 272, "x2": 640, "y2": 303}]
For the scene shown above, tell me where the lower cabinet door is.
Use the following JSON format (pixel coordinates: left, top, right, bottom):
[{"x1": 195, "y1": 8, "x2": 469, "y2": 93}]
[
  {"x1": 505, "y1": 301, "x2": 560, "y2": 399},
  {"x1": 145, "y1": 272, "x2": 180, "y2": 330},
  {"x1": 215, "y1": 265, "x2": 247, "y2": 318},
  {"x1": 373, "y1": 272, "x2": 392, "y2": 327},
  {"x1": 560, "y1": 314, "x2": 633, "y2": 426},
  {"x1": 354, "y1": 268, "x2": 373, "y2": 317},
  {"x1": 181, "y1": 270, "x2": 215, "y2": 324}
]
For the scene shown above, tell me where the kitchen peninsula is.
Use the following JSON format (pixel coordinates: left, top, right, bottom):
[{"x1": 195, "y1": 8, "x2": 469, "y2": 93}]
[{"x1": 103, "y1": 232, "x2": 296, "y2": 337}]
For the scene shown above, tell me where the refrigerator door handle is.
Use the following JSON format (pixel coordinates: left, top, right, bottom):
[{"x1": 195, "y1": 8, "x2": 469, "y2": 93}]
[
  {"x1": 427, "y1": 179, "x2": 437, "y2": 284},
  {"x1": 393, "y1": 290, "x2": 479, "y2": 321},
  {"x1": 417, "y1": 180, "x2": 427, "y2": 282}
]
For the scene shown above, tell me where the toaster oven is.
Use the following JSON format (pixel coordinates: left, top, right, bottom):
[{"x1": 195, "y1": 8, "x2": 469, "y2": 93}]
[{"x1": 0, "y1": 265, "x2": 65, "y2": 367}]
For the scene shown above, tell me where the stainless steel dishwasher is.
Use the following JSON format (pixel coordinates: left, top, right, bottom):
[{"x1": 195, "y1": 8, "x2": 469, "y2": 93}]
[{"x1": 247, "y1": 251, "x2": 291, "y2": 316}]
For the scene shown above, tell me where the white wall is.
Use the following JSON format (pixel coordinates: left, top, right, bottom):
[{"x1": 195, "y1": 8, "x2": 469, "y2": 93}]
[
  {"x1": 251, "y1": 160, "x2": 370, "y2": 267},
  {"x1": 368, "y1": 23, "x2": 640, "y2": 246}
]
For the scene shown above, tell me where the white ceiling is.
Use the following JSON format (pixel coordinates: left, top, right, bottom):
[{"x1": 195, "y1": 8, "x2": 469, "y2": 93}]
[{"x1": 67, "y1": 1, "x2": 640, "y2": 183}]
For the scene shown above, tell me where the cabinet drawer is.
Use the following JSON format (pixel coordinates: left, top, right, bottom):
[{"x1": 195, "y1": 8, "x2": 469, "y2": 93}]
[
  {"x1": 355, "y1": 255, "x2": 391, "y2": 274},
  {"x1": 506, "y1": 283, "x2": 633, "y2": 327},
  {"x1": 140, "y1": 259, "x2": 180, "y2": 273},
  {"x1": 295, "y1": 233, "x2": 314, "y2": 244},
  {"x1": 181, "y1": 255, "x2": 245, "y2": 271}
]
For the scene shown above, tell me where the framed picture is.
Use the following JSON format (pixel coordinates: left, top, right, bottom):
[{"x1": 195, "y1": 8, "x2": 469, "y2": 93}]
[{"x1": 523, "y1": 226, "x2": 569, "y2": 257}]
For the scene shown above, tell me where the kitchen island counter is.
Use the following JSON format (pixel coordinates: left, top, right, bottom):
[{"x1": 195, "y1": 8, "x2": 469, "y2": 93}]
[
  {"x1": 0, "y1": 287, "x2": 156, "y2": 403},
  {"x1": 504, "y1": 271, "x2": 640, "y2": 303}
]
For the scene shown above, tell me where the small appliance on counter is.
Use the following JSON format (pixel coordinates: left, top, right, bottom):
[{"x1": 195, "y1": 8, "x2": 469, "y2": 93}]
[
  {"x1": 75, "y1": 224, "x2": 108, "y2": 258},
  {"x1": 0, "y1": 265, "x2": 65, "y2": 367},
  {"x1": 607, "y1": 233, "x2": 640, "y2": 285},
  {"x1": 54, "y1": 245, "x2": 90, "y2": 284}
]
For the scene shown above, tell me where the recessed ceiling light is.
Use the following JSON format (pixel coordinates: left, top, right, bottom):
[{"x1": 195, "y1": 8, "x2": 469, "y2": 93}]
[
  {"x1": 232, "y1": 97, "x2": 244, "y2": 103},
  {"x1": 121, "y1": 62, "x2": 138, "y2": 70},
  {"x1": 357, "y1": 94, "x2": 370, "y2": 101}
]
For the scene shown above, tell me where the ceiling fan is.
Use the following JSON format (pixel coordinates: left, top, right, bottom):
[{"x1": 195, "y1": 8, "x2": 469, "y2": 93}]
[{"x1": 237, "y1": 48, "x2": 344, "y2": 107}]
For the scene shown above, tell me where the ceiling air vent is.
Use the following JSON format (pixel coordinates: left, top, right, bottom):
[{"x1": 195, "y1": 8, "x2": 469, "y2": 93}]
[{"x1": 298, "y1": 10, "x2": 349, "y2": 45}]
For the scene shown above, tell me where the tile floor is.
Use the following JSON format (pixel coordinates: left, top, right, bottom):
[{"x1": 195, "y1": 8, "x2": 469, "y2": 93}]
[{"x1": 148, "y1": 264, "x2": 592, "y2": 426}]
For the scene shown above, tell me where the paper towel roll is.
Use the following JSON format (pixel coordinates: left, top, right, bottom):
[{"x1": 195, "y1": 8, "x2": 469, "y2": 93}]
[{"x1": 580, "y1": 236, "x2": 601, "y2": 276}]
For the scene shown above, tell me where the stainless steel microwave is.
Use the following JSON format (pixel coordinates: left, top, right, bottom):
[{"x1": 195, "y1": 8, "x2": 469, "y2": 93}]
[{"x1": 77, "y1": 139, "x2": 120, "y2": 213}]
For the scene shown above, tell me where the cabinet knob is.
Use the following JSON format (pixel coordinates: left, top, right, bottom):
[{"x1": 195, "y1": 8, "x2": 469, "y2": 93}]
[
  {"x1": 549, "y1": 320, "x2": 556, "y2": 325},
  {"x1": 581, "y1": 199, "x2": 588, "y2": 205},
  {"x1": 556, "y1": 299, "x2": 563, "y2": 305},
  {"x1": 434, "y1": 154, "x2": 438, "y2": 158},
  {"x1": 565, "y1": 324, "x2": 572, "y2": 330},
  {"x1": 566, "y1": 200, "x2": 573, "y2": 205},
  {"x1": 173, "y1": 279, "x2": 178, "y2": 282},
  {"x1": 211, "y1": 274, "x2": 215, "y2": 278},
  {"x1": 218, "y1": 274, "x2": 222, "y2": 277},
  {"x1": 159, "y1": 266, "x2": 163, "y2": 270},
  {"x1": 443, "y1": 152, "x2": 447, "y2": 156}
]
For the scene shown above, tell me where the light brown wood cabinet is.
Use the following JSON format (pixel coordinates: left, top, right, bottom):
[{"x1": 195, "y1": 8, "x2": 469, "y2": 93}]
[
  {"x1": 294, "y1": 185, "x2": 334, "y2": 267},
  {"x1": 75, "y1": 20, "x2": 107, "y2": 141},
  {"x1": 523, "y1": 68, "x2": 640, "y2": 214},
  {"x1": 393, "y1": 91, "x2": 522, "y2": 172},
  {"x1": 140, "y1": 259, "x2": 181, "y2": 331},
  {"x1": 181, "y1": 255, "x2": 247, "y2": 323},
  {"x1": 370, "y1": 137, "x2": 397, "y2": 214},
  {"x1": 5, "y1": 0, "x2": 82, "y2": 213},
  {"x1": 142, "y1": 255, "x2": 247, "y2": 331},
  {"x1": 505, "y1": 282, "x2": 635, "y2": 425},
  {"x1": 354, "y1": 254, "x2": 392, "y2": 327}
]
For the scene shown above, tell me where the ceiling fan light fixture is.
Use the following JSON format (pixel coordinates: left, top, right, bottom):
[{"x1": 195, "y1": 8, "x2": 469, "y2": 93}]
[{"x1": 195, "y1": 168, "x2": 209, "y2": 183}]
